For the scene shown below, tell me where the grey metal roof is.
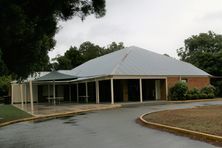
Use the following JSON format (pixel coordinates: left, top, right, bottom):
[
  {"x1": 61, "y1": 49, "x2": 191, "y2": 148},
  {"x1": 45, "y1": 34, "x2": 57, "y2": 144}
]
[
  {"x1": 67, "y1": 46, "x2": 209, "y2": 77},
  {"x1": 36, "y1": 71, "x2": 77, "y2": 81}
]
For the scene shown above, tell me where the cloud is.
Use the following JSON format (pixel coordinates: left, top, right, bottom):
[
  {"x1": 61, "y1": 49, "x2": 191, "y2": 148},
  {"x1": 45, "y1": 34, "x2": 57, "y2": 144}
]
[
  {"x1": 49, "y1": 0, "x2": 222, "y2": 59},
  {"x1": 198, "y1": 11, "x2": 222, "y2": 22}
]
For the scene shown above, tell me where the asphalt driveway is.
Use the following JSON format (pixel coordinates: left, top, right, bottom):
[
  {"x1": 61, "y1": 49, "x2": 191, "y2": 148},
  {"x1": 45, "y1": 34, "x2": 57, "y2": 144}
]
[{"x1": 1, "y1": 101, "x2": 222, "y2": 148}]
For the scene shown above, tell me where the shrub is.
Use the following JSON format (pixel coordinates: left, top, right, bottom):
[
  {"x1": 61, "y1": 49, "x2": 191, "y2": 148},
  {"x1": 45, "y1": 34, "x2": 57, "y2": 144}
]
[
  {"x1": 199, "y1": 93, "x2": 208, "y2": 99},
  {"x1": 0, "y1": 75, "x2": 12, "y2": 96},
  {"x1": 186, "y1": 85, "x2": 216, "y2": 99},
  {"x1": 186, "y1": 88, "x2": 200, "y2": 99},
  {"x1": 169, "y1": 82, "x2": 188, "y2": 100},
  {"x1": 169, "y1": 82, "x2": 216, "y2": 100},
  {"x1": 200, "y1": 85, "x2": 216, "y2": 98},
  {"x1": 201, "y1": 85, "x2": 215, "y2": 95}
]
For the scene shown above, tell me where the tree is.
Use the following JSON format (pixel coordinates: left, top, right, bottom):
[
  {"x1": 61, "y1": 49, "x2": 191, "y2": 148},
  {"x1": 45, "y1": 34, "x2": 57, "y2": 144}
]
[
  {"x1": 79, "y1": 41, "x2": 104, "y2": 63},
  {"x1": 102, "y1": 42, "x2": 125, "y2": 55},
  {"x1": 177, "y1": 31, "x2": 222, "y2": 96},
  {"x1": 0, "y1": 75, "x2": 12, "y2": 96},
  {"x1": 53, "y1": 41, "x2": 125, "y2": 70},
  {"x1": 0, "y1": 0, "x2": 106, "y2": 79},
  {"x1": 177, "y1": 31, "x2": 222, "y2": 76},
  {"x1": 52, "y1": 46, "x2": 83, "y2": 70}
]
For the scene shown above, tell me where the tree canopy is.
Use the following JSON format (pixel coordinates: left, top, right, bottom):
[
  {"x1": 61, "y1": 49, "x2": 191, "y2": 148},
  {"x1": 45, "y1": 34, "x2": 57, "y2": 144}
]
[
  {"x1": 52, "y1": 41, "x2": 125, "y2": 70},
  {"x1": 177, "y1": 31, "x2": 222, "y2": 96},
  {"x1": 0, "y1": 0, "x2": 106, "y2": 79},
  {"x1": 177, "y1": 31, "x2": 222, "y2": 76}
]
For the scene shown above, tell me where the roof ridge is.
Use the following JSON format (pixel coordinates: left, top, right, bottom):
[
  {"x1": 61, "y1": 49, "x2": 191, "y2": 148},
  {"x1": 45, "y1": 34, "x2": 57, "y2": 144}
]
[{"x1": 111, "y1": 48, "x2": 132, "y2": 75}]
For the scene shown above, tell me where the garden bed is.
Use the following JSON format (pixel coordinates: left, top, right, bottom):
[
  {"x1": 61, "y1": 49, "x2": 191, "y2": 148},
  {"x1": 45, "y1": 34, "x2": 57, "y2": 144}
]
[{"x1": 143, "y1": 105, "x2": 222, "y2": 136}]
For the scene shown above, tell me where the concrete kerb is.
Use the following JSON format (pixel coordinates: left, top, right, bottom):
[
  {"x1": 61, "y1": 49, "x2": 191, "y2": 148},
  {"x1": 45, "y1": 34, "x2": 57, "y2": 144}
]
[
  {"x1": 169, "y1": 98, "x2": 222, "y2": 104},
  {"x1": 0, "y1": 105, "x2": 121, "y2": 128},
  {"x1": 139, "y1": 112, "x2": 222, "y2": 145}
]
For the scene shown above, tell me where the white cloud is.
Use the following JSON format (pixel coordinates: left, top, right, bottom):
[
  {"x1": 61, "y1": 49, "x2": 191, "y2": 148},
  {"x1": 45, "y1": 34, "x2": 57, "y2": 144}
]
[{"x1": 49, "y1": 0, "x2": 222, "y2": 59}]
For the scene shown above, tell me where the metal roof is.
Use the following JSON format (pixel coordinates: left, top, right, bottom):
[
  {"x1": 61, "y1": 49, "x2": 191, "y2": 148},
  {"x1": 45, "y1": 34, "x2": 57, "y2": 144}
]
[
  {"x1": 35, "y1": 71, "x2": 77, "y2": 81},
  {"x1": 67, "y1": 46, "x2": 210, "y2": 77}
]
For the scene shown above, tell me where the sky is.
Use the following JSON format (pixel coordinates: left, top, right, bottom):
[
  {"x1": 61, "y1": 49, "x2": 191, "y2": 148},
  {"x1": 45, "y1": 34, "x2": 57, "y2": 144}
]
[{"x1": 49, "y1": 0, "x2": 222, "y2": 59}]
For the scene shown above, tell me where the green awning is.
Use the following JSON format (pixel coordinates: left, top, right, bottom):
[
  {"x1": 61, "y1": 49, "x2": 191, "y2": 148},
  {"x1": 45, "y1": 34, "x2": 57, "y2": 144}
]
[{"x1": 35, "y1": 71, "x2": 77, "y2": 81}]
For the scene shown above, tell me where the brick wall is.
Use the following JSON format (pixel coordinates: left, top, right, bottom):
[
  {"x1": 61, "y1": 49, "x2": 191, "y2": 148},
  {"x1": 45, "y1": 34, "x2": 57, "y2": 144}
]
[
  {"x1": 186, "y1": 77, "x2": 210, "y2": 89},
  {"x1": 167, "y1": 76, "x2": 210, "y2": 90},
  {"x1": 167, "y1": 77, "x2": 180, "y2": 90}
]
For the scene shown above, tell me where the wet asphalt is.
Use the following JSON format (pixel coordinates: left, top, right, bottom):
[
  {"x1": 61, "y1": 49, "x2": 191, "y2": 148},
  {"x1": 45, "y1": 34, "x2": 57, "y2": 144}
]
[{"x1": 1, "y1": 101, "x2": 222, "y2": 148}]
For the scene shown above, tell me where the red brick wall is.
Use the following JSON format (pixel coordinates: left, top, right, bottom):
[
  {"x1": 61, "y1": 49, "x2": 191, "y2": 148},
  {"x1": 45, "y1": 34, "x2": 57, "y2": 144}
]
[
  {"x1": 167, "y1": 77, "x2": 180, "y2": 89},
  {"x1": 167, "y1": 76, "x2": 210, "y2": 90},
  {"x1": 186, "y1": 77, "x2": 210, "y2": 89}
]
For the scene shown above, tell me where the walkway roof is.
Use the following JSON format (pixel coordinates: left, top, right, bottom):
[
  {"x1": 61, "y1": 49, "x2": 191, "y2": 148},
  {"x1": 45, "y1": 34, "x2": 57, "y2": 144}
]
[{"x1": 35, "y1": 71, "x2": 77, "y2": 81}]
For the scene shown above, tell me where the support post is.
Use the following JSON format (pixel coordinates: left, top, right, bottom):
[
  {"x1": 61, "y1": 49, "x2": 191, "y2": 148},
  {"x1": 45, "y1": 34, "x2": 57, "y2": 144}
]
[
  {"x1": 111, "y1": 78, "x2": 114, "y2": 104},
  {"x1": 96, "y1": 81, "x2": 100, "y2": 104},
  {"x1": 139, "y1": 79, "x2": 143, "y2": 103},
  {"x1": 165, "y1": 78, "x2": 168, "y2": 100},
  {"x1": 85, "y1": 82, "x2": 88, "y2": 103},
  {"x1": 11, "y1": 84, "x2": 14, "y2": 104},
  {"x1": 69, "y1": 84, "x2": 71, "y2": 102},
  {"x1": 24, "y1": 84, "x2": 27, "y2": 105},
  {"x1": 53, "y1": 80, "x2": 56, "y2": 105},
  {"x1": 155, "y1": 80, "x2": 161, "y2": 100},
  {"x1": 76, "y1": 83, "x2": 79, "y2": 103},
  {"x1": 29, "y1": 81, "x2": 34, "y2": 113},
  {"x1": 48, "y1": 84, "x2": 50, "y2": 99},
  {"x1": 20, "y1": 84, "x2": 24, "y2": 109}
]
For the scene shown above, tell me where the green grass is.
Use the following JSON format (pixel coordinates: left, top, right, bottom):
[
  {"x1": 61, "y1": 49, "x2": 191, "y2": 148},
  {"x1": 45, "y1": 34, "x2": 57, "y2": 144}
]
[{"x1": 0, "y1": 104, "x2": 32, "y2": 123}]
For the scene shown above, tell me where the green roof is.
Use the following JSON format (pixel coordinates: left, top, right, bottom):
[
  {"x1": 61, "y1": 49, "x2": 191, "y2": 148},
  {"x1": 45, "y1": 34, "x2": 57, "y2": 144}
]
[{"x1": 36, "y1": 71, "x2": 77, "y2": 81}]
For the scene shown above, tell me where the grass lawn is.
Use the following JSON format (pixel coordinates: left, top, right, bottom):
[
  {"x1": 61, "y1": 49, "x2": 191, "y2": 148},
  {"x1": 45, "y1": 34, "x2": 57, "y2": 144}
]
[
  {"x1": 143, "y1": 105, "x2": 222, "y2": 136},
  {"x1": 0, "y1": 104, "x2": 32, "y2": 123}
]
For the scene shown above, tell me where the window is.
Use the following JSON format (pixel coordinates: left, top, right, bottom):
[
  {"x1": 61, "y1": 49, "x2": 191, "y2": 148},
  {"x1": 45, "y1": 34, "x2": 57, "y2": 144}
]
[{"x1": 181, "y1": 78, "x2": 187, "y2": 83}]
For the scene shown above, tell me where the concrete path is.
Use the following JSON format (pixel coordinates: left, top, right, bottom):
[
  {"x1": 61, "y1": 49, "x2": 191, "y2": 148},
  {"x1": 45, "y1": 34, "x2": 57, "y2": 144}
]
[
  {"x1": 1, "y1": 101, "x2": 222, "y2": 148},
  {"x1": 14, "y1": 103, "x2": 121, "y2": 116}
]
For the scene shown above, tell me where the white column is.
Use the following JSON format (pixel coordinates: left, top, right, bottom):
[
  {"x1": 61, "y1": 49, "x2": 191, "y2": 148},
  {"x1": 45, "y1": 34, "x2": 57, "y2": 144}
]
[
  {"x1": 53, "y1": 80, "x2": 56, "y2": 105},
  {"x1": 11, "y1": 84, "x2": 14, "y2": 104},
  {"x1": 20, "y1": 84, "x2": 24, "y2": 109},
  {"x1": 155, "y1": 80, "x2": 161, "y2": 100},
  {"x1": 139, "y1": 79, "x2": 143, "y2": 103},
  {"x1": 110, "y1": 78, "x2": 114, "y2": 104},
  {"x1": 29, "y1": 81, "x2": 34, "y2": 113},
  {"x1": 76, "y1": 83, "x2": 79, "y2": 103},
  {"x1": 96, "y1": 81, "x2": 100, "y2": 104},
  {"x1": 69, "y1": 84, "x2": 71, "y2": 102},
  {"x1": 85, "y1": 82, "x2": 88, "y2": 103},
  {"x1": 24, "y1": 84, "x2": 27, "y2": 105}
]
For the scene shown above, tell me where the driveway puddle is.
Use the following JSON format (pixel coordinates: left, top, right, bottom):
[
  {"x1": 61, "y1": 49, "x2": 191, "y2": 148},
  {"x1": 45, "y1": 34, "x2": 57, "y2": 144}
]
[{"x1": 63, "y1": 118, "x2": 78, "y2": 126}]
